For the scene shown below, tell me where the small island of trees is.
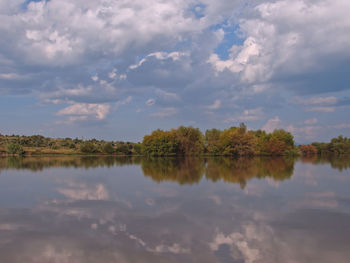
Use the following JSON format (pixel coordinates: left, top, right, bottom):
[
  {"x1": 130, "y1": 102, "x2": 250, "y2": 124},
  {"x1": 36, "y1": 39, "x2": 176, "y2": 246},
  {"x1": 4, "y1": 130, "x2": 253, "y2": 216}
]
[{"x1": 0, "y1": 124, "x2": 349, "y2": 156}]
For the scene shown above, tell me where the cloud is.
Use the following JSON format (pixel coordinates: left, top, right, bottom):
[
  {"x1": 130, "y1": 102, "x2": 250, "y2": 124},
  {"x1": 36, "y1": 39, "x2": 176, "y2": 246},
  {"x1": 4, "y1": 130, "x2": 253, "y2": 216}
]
[
  {"x1": 0, "y1": 73, "x2": 23, "y2": 80},
  {"x1": 129, "y1": 52, "x2": 188, "y2": 70},
  {"x1": 207, "y1": 99, "x2": 221, "y2": 110},
  {"x1": 328, "y1": 123, "x2": 350, "y2": 129},
  {"x1": 286, "y1": 124, "x2": 321, "y2": 140},
  {"x1": 262, "y1": 117, "x2": 281, "y2": 133},
  {"x1": 1, "y1": 0, "x2": 206, "y2": 66},
  {"x1": 209, "y1": 0, "x2": 350, "y2": 93},
  {"x1": 115, "y1": 96, "x2": 132, "y2": 109},
  {"x1": 155, "y1": 89, "x2": 180, "y2": 102},
  {"x1": 306, "y1": 107, "x2": 335, "y2": 113},
  {"x1": 225, "y1": 108, "x2": 264, "y2": 124},
  {"x1": 209, "y1": 225, "x2": 262, "y2": 263},
  {"x1": 0, "y1": 0, "x2": 349, "y2": 138},
  {"x1": 294, "y1": 96, "x2": 338, "y2": 106},
  {"x1": 58, "y1": 182, "x2": 110, "y2": 201},
  {"x1": 57, "y1": 103, "x2": 111, "y2": 122},
  {"x1": 145, "y1": 99, "x2": 156, "y2": 106},
  {"x1": 303, "y1": 118, "x2": 318, "y2": 125},
  {"x1": 150, "y1": 107, "x2": 178, "y2": 118},
  {"x1": 147, "y1": 243, "x2": 190, "y2": 254}
]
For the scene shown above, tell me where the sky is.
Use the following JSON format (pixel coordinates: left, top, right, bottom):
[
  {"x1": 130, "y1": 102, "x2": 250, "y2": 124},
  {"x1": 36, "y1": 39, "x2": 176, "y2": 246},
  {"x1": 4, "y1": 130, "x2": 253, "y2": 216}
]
[{"x1": 0, "y1": 0, "x2": 349, "y2": 143}]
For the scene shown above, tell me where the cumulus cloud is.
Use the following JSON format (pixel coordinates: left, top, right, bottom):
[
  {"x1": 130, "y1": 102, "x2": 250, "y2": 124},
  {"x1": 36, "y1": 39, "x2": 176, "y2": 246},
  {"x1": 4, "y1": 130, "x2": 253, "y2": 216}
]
[
  {"x1": 209, "y1": 0, "x2": 350, "y2": 93},
  {"x1": 2, "y1": 0, "x2": 207, "y2": 66},
  {"x1": 57, "y1": 103, "x2": 111, "y2": 122},
  {"x1": 0, "y1": 0, "x2": 350, "y2": 138}
]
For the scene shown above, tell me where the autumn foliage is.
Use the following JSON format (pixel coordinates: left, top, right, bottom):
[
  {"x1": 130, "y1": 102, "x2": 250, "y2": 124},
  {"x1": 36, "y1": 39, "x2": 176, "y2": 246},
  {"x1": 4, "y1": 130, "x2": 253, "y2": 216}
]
[
  {"x1": 299, "y1": 145, "x2": 318, "y2": 156},
  {"x1": 142, "y1": 124, "x2": 297, "y2": 156}
]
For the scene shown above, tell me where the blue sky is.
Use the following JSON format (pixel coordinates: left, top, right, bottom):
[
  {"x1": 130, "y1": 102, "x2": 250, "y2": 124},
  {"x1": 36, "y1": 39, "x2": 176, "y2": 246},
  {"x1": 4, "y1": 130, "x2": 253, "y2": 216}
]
[{"x1": 0, "y1": 0, "x2": 349, "y2": 143}]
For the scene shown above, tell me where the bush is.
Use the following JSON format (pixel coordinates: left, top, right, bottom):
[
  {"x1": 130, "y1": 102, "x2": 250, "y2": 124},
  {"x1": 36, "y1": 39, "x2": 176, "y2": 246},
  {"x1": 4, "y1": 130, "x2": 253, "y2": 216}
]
[
  {"x1": 6, "y1": 143, "x2": 24, "y2": 155},
  {"x1": 80, "y1": 142, "x2": 97, "y2": 153},
  {"x1": 219, "y1": 128, "x2": 257, "y2": 156},
  {"x1": 299, "y1": 145, "x2": 318, "y2": 156},
  {"x1": 142, "y1": 129, "x2": 179, "y2": 156},
  {"x1": 102, "y1": 142, "x2": 114, "y2": 154}
]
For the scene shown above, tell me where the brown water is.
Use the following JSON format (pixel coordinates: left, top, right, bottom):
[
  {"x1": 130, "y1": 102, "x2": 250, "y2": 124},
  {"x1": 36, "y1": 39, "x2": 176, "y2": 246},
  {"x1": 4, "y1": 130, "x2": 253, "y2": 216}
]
[{"x1": 0, "y1": 155, "x2": 349, "y2": 263}]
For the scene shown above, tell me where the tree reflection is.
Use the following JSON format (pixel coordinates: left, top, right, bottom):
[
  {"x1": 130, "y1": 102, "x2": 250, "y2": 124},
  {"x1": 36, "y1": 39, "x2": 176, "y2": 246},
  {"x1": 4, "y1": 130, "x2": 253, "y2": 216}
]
[
  {"x1": 141, "y1": 157, "x2": 295, "y2": 188},
  {"x1": 300, "y1": 154, "x2": 350, "y2": 171},
  {"x1": 205, "y1": 157, "x2": 295, "y2": 189},
  {"x1": 0, "y1": 155, "x2": 348, "y2": 187},
  {"x1": 0, "y1": 156, "x2": 141, "y2": 172},
  {"x1": 141, "y1": 157, "x2": 205, "y2": 185}
]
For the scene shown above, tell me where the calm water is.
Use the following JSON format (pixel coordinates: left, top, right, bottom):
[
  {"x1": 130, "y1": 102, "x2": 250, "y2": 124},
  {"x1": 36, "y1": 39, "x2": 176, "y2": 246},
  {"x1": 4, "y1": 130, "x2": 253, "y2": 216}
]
[{"x1": 0, "y1": 156, "x2": 349, "y2": 263}]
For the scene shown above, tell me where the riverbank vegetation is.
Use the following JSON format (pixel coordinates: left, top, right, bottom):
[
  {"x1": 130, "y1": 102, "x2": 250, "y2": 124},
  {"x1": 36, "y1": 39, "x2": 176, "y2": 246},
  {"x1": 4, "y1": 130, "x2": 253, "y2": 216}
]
[
  {"x1": 299, "y1": 136, "x2": 350, "y2": 156},
  {"x1": 0, "y1": 134, "x2": 141, "y2": 156},
  {"x1": 142, "y1": 124, "x2": 298, "y2": 156},
  {"x1": 0, "y1": 125, "x2": 349, "y2": 156}
]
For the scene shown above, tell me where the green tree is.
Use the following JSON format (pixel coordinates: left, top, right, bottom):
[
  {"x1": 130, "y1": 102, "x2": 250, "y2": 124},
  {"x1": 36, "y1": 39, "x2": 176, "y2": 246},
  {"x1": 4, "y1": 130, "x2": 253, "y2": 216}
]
[
  {"x1": 80, "y1": 141, "x2": 97, "y2": 153},
  {"x1": 142, "y1": 129, "x2": 179, "y2": 156},
  {"x1": 6, "y1": 143, "x2": 24, "y2": 155},
  {"x1": 133, "y1": 143, "x2": 142, "y2": 155},
  {"x1": 205, "y1": 128, "x2": 222, "y2": 154},
  {"x1": 175, "y1": 126, "x2": 204, "y2": 155},
  {"x1": 102, "y1": 142, "x2": 114, "y2": 154}
]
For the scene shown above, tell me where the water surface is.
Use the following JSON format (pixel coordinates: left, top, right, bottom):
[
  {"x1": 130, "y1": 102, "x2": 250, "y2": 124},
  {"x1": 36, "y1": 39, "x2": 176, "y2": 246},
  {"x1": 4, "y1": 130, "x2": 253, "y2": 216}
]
[{"x1": 0, "y1": 156, "x2": 349, "y2": 263}]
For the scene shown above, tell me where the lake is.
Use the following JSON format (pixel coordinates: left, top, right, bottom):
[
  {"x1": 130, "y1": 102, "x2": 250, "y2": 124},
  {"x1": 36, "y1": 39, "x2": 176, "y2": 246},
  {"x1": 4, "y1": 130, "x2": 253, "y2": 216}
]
[{"x1": 0, "y1": 156, "x2": 349, "y2": 263}]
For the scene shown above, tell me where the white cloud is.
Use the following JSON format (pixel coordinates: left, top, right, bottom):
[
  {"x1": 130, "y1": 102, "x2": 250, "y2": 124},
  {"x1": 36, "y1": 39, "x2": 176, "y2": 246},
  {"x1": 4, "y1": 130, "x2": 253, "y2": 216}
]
[
  {"x1": 108, "y1": 69, "x2": 117, "y2": 79},
  {"x1": 115, "y1": 96, "x2": 132, "y2": 109},
  {"x1": 2, "y1": 0, "x2": 207, "y2": 66},
  {"x1": 209, "y1": 0, "x2": 350, "y2": 89},
  {"x1": 1, "y1": 0, "x2": 349, "y2": 134},
  {"x1": 145, "y1": 99, "x2": 156, "y2": 106},
  {"x1": 57, "y1": 103, "x2": 111, "y2": 121},
  {"x1": 155, "y1": 89, "x2": 180, "y2": 102},
  {"x1": 262, "y1": 116, "x2": 281, "y2": 133},
  {"x1": 129, "y1": 52, "x2": 188, "y2": 70},
  {"x1": 147, "y1": 243, "x2": 190, "y2": 254},
  {"x1": 207, "y1": 99, "x2": 221, "y2": 110},
  {"x1": 225, "y1": 107, "x2": 264, "y2": 123},
  {"x1": 286, "y1": 124, "x2": 321, "y2": 140},
  {"x1": 209, "y1": 226, "x2": 262, "y2": 263},
  {"x1": 58, "y1": 182, "x2": 110, "y2": 201},
  {"x1": 0, "y1": 73, "x2": 23, "y2": 80}
]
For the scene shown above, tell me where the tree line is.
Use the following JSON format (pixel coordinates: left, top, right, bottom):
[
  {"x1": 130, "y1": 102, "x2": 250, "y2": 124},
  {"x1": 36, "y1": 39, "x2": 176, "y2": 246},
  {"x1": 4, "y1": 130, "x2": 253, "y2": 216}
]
[
  {"x1": 0, "y1": 125, "x2": 349, "y2": 156},
  {"x1": 142, "y1": 124, "x2": 297, "y2": 156},
  {"x1": 0, "y1": 134, "x2": 141, "y2": 155}
]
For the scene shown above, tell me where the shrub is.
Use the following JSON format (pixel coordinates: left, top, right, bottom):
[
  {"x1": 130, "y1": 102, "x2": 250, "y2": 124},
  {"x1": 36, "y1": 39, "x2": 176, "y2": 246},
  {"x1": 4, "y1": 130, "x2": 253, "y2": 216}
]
[
  {"x1": 299, "y1": 145, "x2": 318, "y2": 156},
  {"x1": 80, "y1": 141, "x2": 97, "y2": 153},
  {"x1": 6, "y1": 143, "x2": 24, "y2": 155},
  {"x1": 102, "y1": 142, "x2": 114, "y2": 154}
]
